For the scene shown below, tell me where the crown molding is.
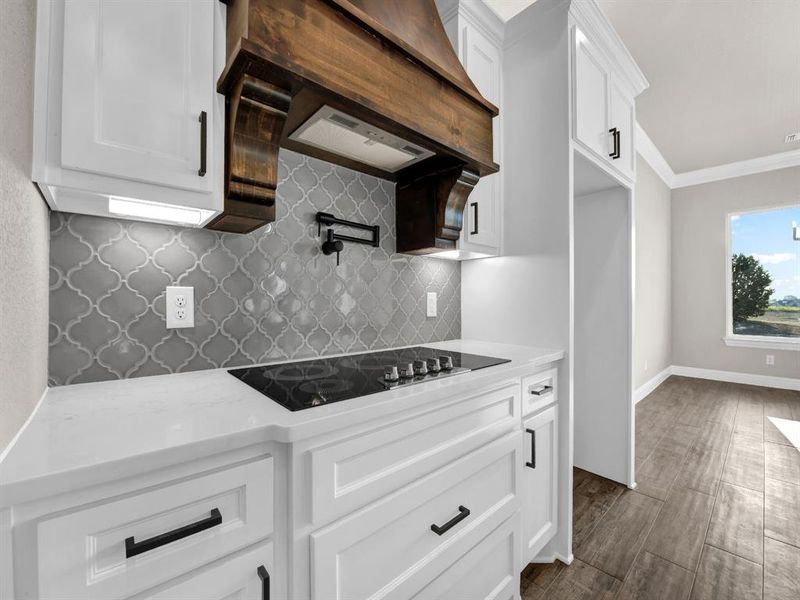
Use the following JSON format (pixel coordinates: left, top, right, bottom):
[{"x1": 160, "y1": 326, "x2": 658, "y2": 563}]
[
  {"x1": 672, "y1": 147, "x2": 800, "y2": 189},
  {"x1": 436, "y1": 0, "x2": 505, "y2": 45},
  {"x1": 636, "y1": 123, "x2": 800, "y2": 190},
  {"x1": 635, "y1": 123, "x2": 676, "y2": 188}
]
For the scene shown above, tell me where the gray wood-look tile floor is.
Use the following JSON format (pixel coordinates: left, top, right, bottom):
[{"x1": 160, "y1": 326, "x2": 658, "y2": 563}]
[{"x1": 521, "y1": 376, "x2": 800, "y2": 600}]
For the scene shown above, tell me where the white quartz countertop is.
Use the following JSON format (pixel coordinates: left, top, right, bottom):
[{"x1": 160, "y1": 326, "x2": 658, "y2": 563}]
[{"x1": 0, "y1": 340, "x2": 563, "y2": 506}]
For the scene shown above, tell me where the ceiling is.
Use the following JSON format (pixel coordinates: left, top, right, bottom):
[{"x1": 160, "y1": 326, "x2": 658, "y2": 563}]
[
  {"x1": 598, "y1": 0, "x2": 800, "y2": 173},
  {"x1": 482, "y1": 0, "x2": 800, "y2": 174}
]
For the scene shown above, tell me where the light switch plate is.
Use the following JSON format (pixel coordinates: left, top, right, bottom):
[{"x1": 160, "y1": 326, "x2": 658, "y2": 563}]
[
  {"x1": 166, "y1": 286, "x2": 194, "y2": 328},
  {"x1": 426, "y1": 292, "x2": 437, "y2": 318}
]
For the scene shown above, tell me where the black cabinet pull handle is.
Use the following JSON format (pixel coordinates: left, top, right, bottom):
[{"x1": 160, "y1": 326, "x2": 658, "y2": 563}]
[
  {"x1": 526, "y1": 428, "x2": 537, "y2": 469},
  {"x1": 198, "y1": 110, "x2": 208, "y2": 176},
  {"x1": 257, "y1": 565, "x2": 270, "y2": 600},
  {"x1": 125, "y1": 508, "x2": 221, "y2": 558},
  {"x1": 530, "y1": 385, "x2": 553, "y2": 396},
  {"x1": 469, "y1": 202, "x2": 479, "y2": 235},
  {"x1": 431, "y1": 505, "x2": 471, "y2": 536},
  {"x1": 615, "y1": 129, "x2": 621, "y2": 159},
  {"x1": 609, "y1": 127, "x2": 620, "y2": 159}
]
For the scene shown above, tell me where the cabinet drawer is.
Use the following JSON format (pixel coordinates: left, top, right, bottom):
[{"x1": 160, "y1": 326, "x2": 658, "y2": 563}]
[
  {"x1": 310, "y1": 432, "x2": 520, "y2": 600},
  {"x1": 141, "y1": 541, "x2": 273, "y2": 600},
  {"x1": 413, "y1": 513, "x2": 520, "y2": 600},
  {"x1": 309, "y1": 383, "x2": 519, "y2": 524},
  {"x1": 521, "y1": 368, "x2": 557, "y2": 416},
  {"x1": 37, "y1": 457, "x2": 273, "y2": 600}
]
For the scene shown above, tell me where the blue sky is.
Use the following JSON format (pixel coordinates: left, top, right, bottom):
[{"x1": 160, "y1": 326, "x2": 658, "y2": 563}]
[{"x1": 731, "y1": 205, "x2": 800, "y2": 301}]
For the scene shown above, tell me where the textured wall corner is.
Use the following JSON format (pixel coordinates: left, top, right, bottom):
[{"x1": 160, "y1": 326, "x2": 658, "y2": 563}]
[
  {"x1": 0, "y1": 0, "x2": 50, "y2": 450},
  {"x1": 48, "y1": 150, "x2": 461, "y2": 385}
]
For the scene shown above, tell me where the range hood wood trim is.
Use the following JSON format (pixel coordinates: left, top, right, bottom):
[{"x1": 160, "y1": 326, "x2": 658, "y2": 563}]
[
  {"x1": 211, "y1": 0, "x2": 499, "y2": 255},
  {"x1": 206, "y1": 74, "x2": 288, "y2": 234},
  {"x1": 395, "y1": 161, "x2": 479, "y2": 255}
]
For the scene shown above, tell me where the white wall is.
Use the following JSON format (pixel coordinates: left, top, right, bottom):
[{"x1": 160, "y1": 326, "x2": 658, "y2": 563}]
[
  {"x1": 462, "y1": 0, "x2": 573, "y2": 561},
  {"x1": 634, "y1": 155, "x2": 672, "y2": 387},
  {"x1": 672, "y1": 166, "x2": 800, "y2": 380},
  {"x1": 0, "y1": 0, "x2": 50, "y2": 450}
]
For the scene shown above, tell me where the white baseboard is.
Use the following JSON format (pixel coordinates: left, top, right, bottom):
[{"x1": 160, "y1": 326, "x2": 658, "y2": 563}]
[
  {"x1": 671, "y1": 366, "x2": 800, "y2": 391},
  {"x1": 634, "y1": 366, "x2": 673, "y2": 404}
]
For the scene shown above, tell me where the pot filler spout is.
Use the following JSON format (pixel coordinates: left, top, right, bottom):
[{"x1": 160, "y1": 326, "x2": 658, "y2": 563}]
[{"x1": 206, "y1": 0, "x2": 498, "y2": 256}]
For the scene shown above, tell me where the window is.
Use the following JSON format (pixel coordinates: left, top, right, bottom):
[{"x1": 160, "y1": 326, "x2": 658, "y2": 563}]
[{"x1": 727, "y1": 205, "x2": 800, "y2": 348}]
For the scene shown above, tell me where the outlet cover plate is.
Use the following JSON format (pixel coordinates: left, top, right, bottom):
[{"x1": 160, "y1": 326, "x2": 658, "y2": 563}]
[
  {"x1": 426, "y1": 292, "x2": 437, "y2": 318},
  {"x1": 166, "y1": 286, "x2": 194, "y2": 328}
]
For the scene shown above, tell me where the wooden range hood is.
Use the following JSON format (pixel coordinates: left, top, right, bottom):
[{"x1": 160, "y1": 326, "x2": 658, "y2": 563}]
[{"x1": 207, "y1": 0, "x2": 499, "y2": 255}]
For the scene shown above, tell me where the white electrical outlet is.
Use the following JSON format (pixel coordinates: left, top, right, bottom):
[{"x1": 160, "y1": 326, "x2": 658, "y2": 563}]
[
  {"x1": 166, "y1": 286, "x2": 194, "y2": 328},
  {"x1": 426, "y1": 292, "x2": 437, "y2": 317},
  {"x1": 766, "y1": 354, "x2": 775, "y2": 366}
]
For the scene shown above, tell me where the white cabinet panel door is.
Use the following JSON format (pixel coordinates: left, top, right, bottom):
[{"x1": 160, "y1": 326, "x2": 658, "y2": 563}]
[
  {"x1": 460, "y1": 22, "x2": 500, "y2": 252},
  {"x1": 574, "y1": 31, "x2": 610, "y2": 162},
  {"x1": 142, "y1": 542, "x2": 273, "y2": 600},
  {"x1": 61, "y1": 0, "x2": 215, "y2": 193},
  {"x1": 609, "y1": 81, "x2": 636, "y2": 181},
  {"x1": 522, "y1": 405, "x2": 558, "y2": 564}
]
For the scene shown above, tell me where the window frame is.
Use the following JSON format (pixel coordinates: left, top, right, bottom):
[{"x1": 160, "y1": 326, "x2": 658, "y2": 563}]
[{"x1": 724, "y1": 206, "x2": 800, "y2": 351}]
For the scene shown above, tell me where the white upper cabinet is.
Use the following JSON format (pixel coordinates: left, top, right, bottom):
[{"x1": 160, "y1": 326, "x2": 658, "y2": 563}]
[
  {"x1": 61, "y1": 1, "x2": 214, "y2": 192},
  {"x1": 437, "y1": 0, "x2": 503, "y2": 259},
  {"x1": 459, "y1": 22, "x2": 501, "y2": 254},
  {"x1": 574, "y1": 31, "x2": 610, "y2": 162},
  {"x1": 570, "y1": 2, "x2": 647, "y2": 186},
  {"x1": 609, "y1": 80, "x2": 636, "y2": 181},
  {"x1": 33, "y1": 0, "x2": 225, "y2": 226}
]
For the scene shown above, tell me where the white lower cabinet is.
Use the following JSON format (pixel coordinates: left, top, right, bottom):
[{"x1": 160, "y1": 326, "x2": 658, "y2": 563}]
[
  {"x1": 141, "y1": 542, "x2": 273, "y2": 600},
  {"x1": 309, "y1": 432, "x2": 521, "y2": 600},
  {"x1": 413, "y1": 512, "x2": 520, "y2": 600},
  {"x1": 521, "y1": 405, "x2": 559, "y2": 564},
  {"x1": 9, "y1": 365, "x2": 563, "y2": 600}
]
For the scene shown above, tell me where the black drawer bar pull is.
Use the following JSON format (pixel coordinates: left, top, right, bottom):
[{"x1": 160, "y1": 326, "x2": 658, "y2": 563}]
[
  {"x1": 609, "y1": 127, "x2": 621, "y2": 159},
  {"x1": 530, "y1": 384, "x2": 553, "y2": 396},
  {"x1": 125, "y1": 508, "x2": 222, "y2": 558},
  {"x1": 258, "y1": 565, "x2": 270, "y2": 600},
  {"x1": 198, "y1": 110, "x2": 208, "y2": 176},
  {"x1": 526, "y1": 428, "x2": 537, "y2": 469},
  {"x1": 470, "y1": 201, "x2": 479, "y2": 235},
  {"x1": 430, "y1": 505, "x2": 471, "y2": 536}
]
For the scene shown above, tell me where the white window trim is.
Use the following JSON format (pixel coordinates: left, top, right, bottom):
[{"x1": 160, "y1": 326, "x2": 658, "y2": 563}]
[
  {"x1": 723, "y1": 335, "x2": 800, "y2": 351},
  {"x1": 725, "y1": 207, "x2": 800, "y2": 351}
]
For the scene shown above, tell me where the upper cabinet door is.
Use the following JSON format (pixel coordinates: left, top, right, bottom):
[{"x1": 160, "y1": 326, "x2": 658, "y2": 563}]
[
  {"x1": 609, "y1": 81, "x2": 636, "y2": 181},
  {"x1": 60, "y1": 0, "x2": 215, "y2": 193},
  {"x1": 573, "y1": 29, "x2": 610, "y2": 161},
  {"x1": 460, "y1": 21, "x2": 501, "y2": 252}
]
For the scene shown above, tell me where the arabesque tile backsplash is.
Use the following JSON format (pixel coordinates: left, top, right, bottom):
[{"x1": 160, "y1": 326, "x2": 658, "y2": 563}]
[{"x1": 48, "y1": 150, "x2": 460, "y2": 385}]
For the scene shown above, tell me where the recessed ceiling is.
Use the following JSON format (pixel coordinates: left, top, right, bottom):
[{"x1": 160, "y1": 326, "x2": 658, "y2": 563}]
[{"x1": 598, "y1": 0, "x2": 800, "y2": 173}]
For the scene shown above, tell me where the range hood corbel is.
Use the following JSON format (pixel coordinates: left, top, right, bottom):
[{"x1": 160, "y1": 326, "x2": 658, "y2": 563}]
[{"x1": 209, "y1": 0, "x2": 498, "y2": 254}]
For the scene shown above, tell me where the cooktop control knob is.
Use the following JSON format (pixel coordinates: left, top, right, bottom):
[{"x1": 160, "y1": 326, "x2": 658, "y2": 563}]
[
  {"x1": 426, "y1": 357, "x2": 441, "y2": 373},
  {"x1": 439, "y1": 355, "x2": 454, "y2": 370},
  {"x1": 384, "y1": 365, "x2": 399, "y2": 382},
  {"x1": 413, "y1": 360, "x2": 428, "y2": 376},
  {"x1": 400, "y1": 363, "x2": 414, "y2": 379}
]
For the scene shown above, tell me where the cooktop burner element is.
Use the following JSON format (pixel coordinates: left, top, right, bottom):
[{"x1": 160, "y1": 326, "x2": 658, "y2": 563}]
[{"x1": 228, "y1": 346, "x2": 510, "y2": 411}]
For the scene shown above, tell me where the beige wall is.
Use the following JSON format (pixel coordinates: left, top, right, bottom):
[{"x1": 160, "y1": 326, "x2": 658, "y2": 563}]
[
  {"x1": 672, "y1": 167, "x2": 800, "y2": 379},
  {"x1": 634, "y1": 155, "x2": 672, "y2": 388},
  {"x1": 0, "y1": 0, "x2": 50, "y2": 450}
]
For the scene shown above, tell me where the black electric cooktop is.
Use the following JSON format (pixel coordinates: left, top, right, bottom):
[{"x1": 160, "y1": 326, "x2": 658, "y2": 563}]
[{"x1": 228, "y1": 346, "x2": 510, "y2": 412}]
